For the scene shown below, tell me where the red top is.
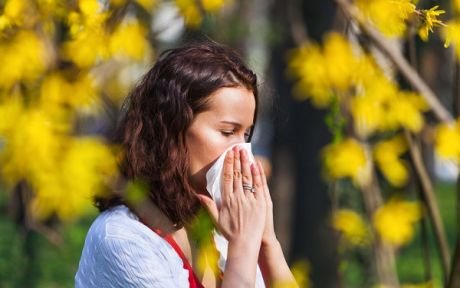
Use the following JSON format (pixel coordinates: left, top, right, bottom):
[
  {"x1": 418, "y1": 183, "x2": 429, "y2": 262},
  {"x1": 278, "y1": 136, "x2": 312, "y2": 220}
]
[{"x1": 140, "y1": 219, "x2": 204, "y2": 288}]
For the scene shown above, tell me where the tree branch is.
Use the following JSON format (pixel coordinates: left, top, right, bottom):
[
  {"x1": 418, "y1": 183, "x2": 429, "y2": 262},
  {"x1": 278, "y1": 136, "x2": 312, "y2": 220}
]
[{"x1": 405, "y1": 129, "x2": 450, "y2": 284}]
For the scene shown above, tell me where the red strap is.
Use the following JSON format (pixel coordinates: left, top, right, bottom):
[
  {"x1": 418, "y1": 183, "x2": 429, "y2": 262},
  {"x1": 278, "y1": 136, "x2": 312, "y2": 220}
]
[
  {"x1": 163, "y1": 234, "x2": 204, "y2": 288},
  {"x1": 140, "y1": 220, "x2": 204, "y2": 288}
]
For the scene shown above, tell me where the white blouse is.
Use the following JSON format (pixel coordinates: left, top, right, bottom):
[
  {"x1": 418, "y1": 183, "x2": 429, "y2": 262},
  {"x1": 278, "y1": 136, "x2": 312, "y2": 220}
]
[{"x1": 75, "y1": 205, "x2": 189, "y2": 287}]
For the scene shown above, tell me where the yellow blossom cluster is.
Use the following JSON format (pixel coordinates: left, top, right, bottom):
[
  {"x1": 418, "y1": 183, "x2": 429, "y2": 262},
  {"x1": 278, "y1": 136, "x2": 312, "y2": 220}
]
[
  {"x1": 288, "y1": 33, "x2": 428, "y2": 138},
  {"x1": 63, "y1": 1, "x2": 151, "y2": 68},
  {"x1": 444, "y1": 20, "x2": 460, "y2": 57},
  {"x1": 321, "y1": 135, "x2": 412, "y2": 188},
  {"x1": 29, "y1": 137, "x2": 118, "y2": 220},
  {"x1": 175, "y1": 0, "x2": 228, "y2": 27},
  {"x1": 0, "y1": 0, "x2": 161, "y2": 222},
  {"x1": 373, "y1": 198, "x2": 422, "y2": 246},
  {"x1": 40, "y1": 72, "x2": 99, "y2": 113},
  {"x1": 0, "y1": 0, "x2": 41, "y2": 30},
  {"x1": 288, "y1": 33, "x2": 357, "y2": 107},
  {"x1": 435, "y1": 119, "x2": 460, "y2": 163},
  {"x1": 356, "y1": 0, "x2": 415, "y2": 37},
  {"x1": 332, "y1": 209, "x2": 370, "y2": 247},
  {"x1": 322, "y1": 138, "x2": 371, "y2": 186},
  {"x1": 0, "y1": 98, "x2": 118, "y2": 220},
  {"x1": 0, "y1": 30, "x2": 48, "y2": 89},
  {"x1": 373, "y1": 135, "x2": 409, "y2": 187},
  {"x1": 417, "y1": 6, "x2": 446, "y2": 41},
  {"x1": 356, "y1": 0, "x2": 447, "y2": 42}
]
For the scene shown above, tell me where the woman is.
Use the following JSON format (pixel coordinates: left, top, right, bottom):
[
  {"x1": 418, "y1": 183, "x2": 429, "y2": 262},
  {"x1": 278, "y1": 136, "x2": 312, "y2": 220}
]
[{"x1": 75, "y1": 41, "x2": 296, "y2": 287}]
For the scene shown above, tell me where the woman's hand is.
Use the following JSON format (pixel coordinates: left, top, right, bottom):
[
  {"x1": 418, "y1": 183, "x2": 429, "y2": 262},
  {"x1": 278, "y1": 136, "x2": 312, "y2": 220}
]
[
  {"x1": 198, "y1": 146, "x2": 297, "y2": 287},
  {"x1": 256, "y1": 160, "x2": 277, "y2": 247},
  {"x1": 198, "y1": 146, "x2": 267, "y2": 287},
  {"x1": 198, "y1": 145, "x2": 266, "y2": 244}
]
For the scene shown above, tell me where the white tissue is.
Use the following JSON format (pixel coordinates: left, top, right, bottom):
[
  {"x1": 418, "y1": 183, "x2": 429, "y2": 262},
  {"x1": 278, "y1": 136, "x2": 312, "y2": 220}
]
[
  {"x1": 206, "y1": 143, "x2": 255, "y2": 208},
  {"x1": 205, "y1": 143, "x2": 266, "y2": 288}
]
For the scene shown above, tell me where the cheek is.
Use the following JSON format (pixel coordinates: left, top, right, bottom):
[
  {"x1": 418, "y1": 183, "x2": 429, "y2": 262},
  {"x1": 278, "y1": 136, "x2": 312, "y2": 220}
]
[{"x1": 187, "y1": 132, "x2": 230, "y2": 174}]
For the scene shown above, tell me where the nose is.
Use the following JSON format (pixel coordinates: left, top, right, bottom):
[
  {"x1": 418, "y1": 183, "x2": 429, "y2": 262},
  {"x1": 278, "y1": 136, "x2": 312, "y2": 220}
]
[{"x1": 229, "y1": 137, "x2": 246, "y2": 149}]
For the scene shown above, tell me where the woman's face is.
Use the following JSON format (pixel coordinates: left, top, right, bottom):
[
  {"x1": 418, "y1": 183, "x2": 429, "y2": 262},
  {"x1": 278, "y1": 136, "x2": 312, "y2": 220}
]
[{"x1": 186, "y1": 86, "x2": 256, "y2": 194}]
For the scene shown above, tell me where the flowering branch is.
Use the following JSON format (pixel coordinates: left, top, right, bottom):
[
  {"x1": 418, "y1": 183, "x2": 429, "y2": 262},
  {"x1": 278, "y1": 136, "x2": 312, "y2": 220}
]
[{"x1": 335, "y1": 0, "x2": 453, "y2": 123}]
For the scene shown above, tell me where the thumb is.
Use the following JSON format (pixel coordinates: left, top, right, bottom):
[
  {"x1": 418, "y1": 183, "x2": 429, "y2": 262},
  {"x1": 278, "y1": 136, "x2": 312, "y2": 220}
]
[{"x1": 197, "y1": 194, "x2": 219, "y2": 223}]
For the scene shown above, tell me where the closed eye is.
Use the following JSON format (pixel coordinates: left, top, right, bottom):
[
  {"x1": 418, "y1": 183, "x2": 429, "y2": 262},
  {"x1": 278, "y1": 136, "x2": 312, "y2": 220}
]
[{"x1": 221, "y1": 131, "x2": 235, "y2": 136}]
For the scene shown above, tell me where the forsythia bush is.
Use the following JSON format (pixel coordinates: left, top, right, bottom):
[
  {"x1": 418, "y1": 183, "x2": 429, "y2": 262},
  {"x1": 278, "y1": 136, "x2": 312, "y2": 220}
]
[{"x1": 0, "y1": 0, "x2": 227, "y2": 220}]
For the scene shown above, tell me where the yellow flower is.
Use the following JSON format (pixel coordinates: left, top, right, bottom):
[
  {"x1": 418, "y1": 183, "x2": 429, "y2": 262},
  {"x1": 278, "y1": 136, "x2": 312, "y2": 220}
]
[
  {"x1": 0, "y1": 96, "x2": 22, "y2": 135},
  {"x1": 418, "y1": 6, "x2": 446, "y2": 41},
  {"x1": 351, "y1": 72, "x2": 397, "y2": 137},
  {"x1": 386, "y1": 91, "x2": 427, "y2": 132},
  {"x1": 373, "y1": 198, "x2": 422, "y2": 246},
  {"x1": 288, "y1": 33, "x2": 358, "y2": 107},
  {"x1": 36, "y1": 0, "x2": 67, "y2": 19},
  {"x1": 174, "y1": 0, "x2": 227, "y2": 27},
  {"x1": 0, "y1": 30, "x2": 48, "y2": 88},
  {"x1": 351, "y1": 95, "x2": 386, "y2": 137},
  {"x1": 435, "y1": 120, "x2": 460, "y2": 162},
  {"x1": 175, "y1": 0, "x2": 203, "y2": 28},
  {"x1": 351, "y1": 68, "x2": 427, "y2": 137},
  {"x1": 62, "y1": 11, "x2": 109, "y2": 67},
  {"x1": 288, "y1": 44, "x2": 331, "y2": 106},
  {"x1": 322, "y1": 138, "x2": 371, "y2": 186},
  {"x1": 79, "y1": 0, "x2": 102, "y2": 16},
  {"x1": 333, "y1": 209, "x2": 370, "y2": 246},
  {"x1": 323, "y1": 33, "x2": 358, "y2": 92},
  {"x1": 374, "y1": 135, "x2": 408, "y2": 187},
  {"x1": 0, "y1": 108, "x2": 64, "y2": 186},
  {"x1": 356, "y1": 0, "x2": 416, "y2": 37},
  {"x1": 201, "y1": 0, "x2": 226, "y2": 12},
  {"x1": 40, "y1": 72, "x2": 99, "y2": 111},
  {"x1": 0, "y1": 15, "x2": 12, "y2": 32},
  {"x1": 443, "y1": 20, "x2": 460, "y2": 55},
  {"x1": 109, "y1": 20, "x2": 151, "y2": 61},
  {"x1": 1, "y1": 0, "x2": 38, "y2": 28},
  {"x1": 30, "y1": 137, "x2": 118, "y2": 220}
]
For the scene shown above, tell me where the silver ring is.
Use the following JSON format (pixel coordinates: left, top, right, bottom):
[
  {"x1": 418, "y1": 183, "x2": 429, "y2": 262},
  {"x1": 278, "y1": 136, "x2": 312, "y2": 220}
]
[{"x1": 242, "y1": 183, "x2": 255, "y2": 193}]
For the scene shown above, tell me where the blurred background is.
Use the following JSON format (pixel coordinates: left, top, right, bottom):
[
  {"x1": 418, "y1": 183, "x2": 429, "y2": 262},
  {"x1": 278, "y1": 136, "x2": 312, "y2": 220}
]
[{"x1": 1, "y1": 0, "x2": 460, "y2": 287}]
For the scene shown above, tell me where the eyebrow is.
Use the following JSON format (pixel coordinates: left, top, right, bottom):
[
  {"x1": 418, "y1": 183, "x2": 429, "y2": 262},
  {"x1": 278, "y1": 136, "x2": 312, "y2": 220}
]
[{"x1": 220, "y1": 121, "x2": 254, "y2": 130}]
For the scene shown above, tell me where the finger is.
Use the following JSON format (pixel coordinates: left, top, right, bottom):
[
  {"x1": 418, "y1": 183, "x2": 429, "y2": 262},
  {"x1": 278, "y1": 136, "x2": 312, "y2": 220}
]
[
  {"x1": 258, "y1": 160, "x2": 272, "y2": 202},
  {"x1": 197, "y1": 194, "x2": 219, "y2": 224},
  {"x1": 251, "y1": 161, "x2": 263, "y2": 199},
  {"x1": 258, "y1": 160, "x2": 269, "y2": 189},
  {"x1": 240, "y1": 149, "x2": 253, "y2": 194},
  {"x1": 222, "y1": 150, "x2": 234, "y2": 202},
  {"x1": 233, "y1": 146, "x2": 243, "y2": 194}
]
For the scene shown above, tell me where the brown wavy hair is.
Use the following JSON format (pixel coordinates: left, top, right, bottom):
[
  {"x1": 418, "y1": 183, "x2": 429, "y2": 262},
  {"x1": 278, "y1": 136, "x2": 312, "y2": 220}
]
[{"x1": 95, "y1": 41, "x2": 258, "y2": 226}]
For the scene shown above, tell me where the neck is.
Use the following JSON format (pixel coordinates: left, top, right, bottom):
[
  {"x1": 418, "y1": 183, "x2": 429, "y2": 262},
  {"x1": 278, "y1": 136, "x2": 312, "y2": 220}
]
[{"x1": 130, "y1": 200, "x2": 179, "y2": 235}]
